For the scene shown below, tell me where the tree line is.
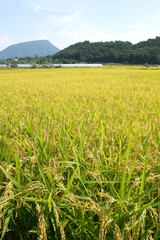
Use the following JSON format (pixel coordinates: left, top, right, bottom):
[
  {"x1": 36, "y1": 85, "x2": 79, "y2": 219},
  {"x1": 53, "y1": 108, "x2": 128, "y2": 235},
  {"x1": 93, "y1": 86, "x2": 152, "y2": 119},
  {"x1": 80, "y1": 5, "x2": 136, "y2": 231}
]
[{"x1": 51, "y1": 37, "x2": 160, "y2": 64}]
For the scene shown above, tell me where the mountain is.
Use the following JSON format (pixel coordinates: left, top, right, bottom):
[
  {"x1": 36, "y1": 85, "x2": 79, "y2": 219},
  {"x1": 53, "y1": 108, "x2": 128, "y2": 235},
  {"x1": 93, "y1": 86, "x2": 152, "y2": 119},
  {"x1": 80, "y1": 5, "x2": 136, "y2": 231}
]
[
  {"x1": 0, "y1": 40, "x2": 60, "y2": 60},
  {"x1": 52, "y1": 37, "x2": 160, "y2": 64}
]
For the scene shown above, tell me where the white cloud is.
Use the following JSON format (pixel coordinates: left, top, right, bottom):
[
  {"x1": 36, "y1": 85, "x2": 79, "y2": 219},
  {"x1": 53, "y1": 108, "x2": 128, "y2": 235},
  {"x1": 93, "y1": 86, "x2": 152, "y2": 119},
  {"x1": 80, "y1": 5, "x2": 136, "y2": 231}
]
[
  {"x1": 89, "y1": 29, "x2": 160, "y2": 44},
  {"x1": 20, "y1": 0, "x2": 72, "y2": 13},
  {"x1": 12, "y1": 0, "x2": 160, "y2": 50},
  {"x1": 127, "y1": 30, "x2": 159, "y2": 43},
  {"x1": 20, "y1": 0, "x2": 46, "y2": 11},
  {"x1": 58, "y1": 29, "x2": 80, "y2": 44},
  {"x1": 40, "y1": 35, "x2": 48, "y2": 40},
  {"x1": 46, "y1": 10, "x2": 81, "y2": 26},
  {"x1": 0, "y1": 35, "x2": 14, "y2": 51}
]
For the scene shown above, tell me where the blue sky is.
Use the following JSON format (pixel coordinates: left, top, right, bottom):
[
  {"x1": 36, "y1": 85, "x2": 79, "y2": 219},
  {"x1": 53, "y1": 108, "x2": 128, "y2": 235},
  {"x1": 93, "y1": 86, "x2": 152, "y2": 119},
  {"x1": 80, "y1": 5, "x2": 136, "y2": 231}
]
[{"x1": 0, "y1": 0, "x2": 160, "y2": 50}]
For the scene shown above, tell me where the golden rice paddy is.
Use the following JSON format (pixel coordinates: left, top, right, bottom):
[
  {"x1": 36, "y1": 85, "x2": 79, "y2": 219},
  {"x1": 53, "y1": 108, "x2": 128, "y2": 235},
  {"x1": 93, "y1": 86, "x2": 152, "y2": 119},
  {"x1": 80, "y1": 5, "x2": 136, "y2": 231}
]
[{"x1": 0, "y1": 66, "x2": 160, "y2": 239}]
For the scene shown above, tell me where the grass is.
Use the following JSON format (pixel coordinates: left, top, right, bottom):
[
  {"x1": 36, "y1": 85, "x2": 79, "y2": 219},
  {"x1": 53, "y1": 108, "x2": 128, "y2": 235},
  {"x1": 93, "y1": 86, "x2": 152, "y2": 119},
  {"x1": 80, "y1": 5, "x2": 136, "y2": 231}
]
[{"x1": 0, "y1": 66, "x2": 160, "y2": 239}]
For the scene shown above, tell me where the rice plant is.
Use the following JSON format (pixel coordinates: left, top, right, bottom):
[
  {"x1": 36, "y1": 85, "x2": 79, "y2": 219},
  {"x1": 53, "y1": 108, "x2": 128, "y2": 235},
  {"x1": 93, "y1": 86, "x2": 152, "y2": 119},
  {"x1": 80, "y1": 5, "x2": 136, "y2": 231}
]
[{"x1": 0, "y1": 66, "x2": 160, "y2": 239}]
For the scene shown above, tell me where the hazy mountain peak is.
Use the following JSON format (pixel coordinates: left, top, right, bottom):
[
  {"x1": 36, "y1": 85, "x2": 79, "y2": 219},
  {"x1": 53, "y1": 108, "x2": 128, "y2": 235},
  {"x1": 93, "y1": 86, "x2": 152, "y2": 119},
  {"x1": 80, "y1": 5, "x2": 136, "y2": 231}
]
[{"x1": 0, "y1": 40, "x2": 60, "y2": 60}]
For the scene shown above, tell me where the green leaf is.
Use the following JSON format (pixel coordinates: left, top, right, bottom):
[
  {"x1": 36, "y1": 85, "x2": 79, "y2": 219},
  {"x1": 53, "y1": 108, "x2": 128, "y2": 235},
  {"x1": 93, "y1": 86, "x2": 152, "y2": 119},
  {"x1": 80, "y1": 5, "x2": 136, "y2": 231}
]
[
  {"x1": 120, "y1": 140, "x2": 130, "y2": 200},
  {"x1": 136, "y1": 180, "x2": 160, "y2": 199},
  {"x1": 0, "y1": 208, "x2": 13, "y2": 240},
  {"x1": 48, "y1": 191, "x2": 52, "y2": 211},
  {"x1": 64, "y1": 168, "x2": 78, "y2": 195},
  {"x1": 36, "y1": 158, "x2": 51, "y2": 193},
  {"x1": 139, "y1": 154, "x2": 148, "y2": 204},
  {"x1": 44, "y1": 166, "x2": 54, "y2": 187},
  {"x1": 119, "y1": 197, "x2": 158, "y2": 224},
  {"x1": 126, "y1": 154, "x2": 137, "y2": 187},
  {"x1": 15, "y1": 151, "x2": 21, "y2": 184},
  {"x1": 0, "y1": 166, "x2": 23, "y2": 190},
  {"x1": 21, "y1": 197, "x2": 47, "y2": 204}
]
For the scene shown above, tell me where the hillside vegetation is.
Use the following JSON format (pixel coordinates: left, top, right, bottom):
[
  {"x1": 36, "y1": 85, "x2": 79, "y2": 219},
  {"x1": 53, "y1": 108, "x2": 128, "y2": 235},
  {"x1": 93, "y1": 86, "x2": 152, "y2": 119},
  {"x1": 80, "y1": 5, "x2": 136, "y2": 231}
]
[
  {"x1": 51, "y1": 36, "x2": 160, "y2": 64},
  {"x1": 0, "y1": 66, "x2": 160, "y2": 239}
]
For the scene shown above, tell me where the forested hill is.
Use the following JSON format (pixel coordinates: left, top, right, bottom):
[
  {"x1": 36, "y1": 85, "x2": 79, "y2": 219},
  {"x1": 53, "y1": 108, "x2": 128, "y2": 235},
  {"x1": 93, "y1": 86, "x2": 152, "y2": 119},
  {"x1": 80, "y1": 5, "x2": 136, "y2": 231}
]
[{"x1": 52, "y1": 37, "x2": 160, "y2": 64}]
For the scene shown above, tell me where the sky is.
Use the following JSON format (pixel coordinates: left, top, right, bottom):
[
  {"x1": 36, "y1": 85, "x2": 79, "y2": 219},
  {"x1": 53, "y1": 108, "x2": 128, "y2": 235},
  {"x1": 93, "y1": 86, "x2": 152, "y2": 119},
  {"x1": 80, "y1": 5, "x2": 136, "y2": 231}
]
[{"x1": 0, "y1": 0, "x2": 160, "y2": 51}]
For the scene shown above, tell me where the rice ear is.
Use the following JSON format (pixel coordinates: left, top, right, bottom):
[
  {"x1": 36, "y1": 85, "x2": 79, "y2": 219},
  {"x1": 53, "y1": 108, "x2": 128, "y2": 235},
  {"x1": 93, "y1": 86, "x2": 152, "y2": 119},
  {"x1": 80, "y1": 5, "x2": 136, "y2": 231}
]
[{"x1": 36, "y1": 203, "x2": 47, "y2": 240}]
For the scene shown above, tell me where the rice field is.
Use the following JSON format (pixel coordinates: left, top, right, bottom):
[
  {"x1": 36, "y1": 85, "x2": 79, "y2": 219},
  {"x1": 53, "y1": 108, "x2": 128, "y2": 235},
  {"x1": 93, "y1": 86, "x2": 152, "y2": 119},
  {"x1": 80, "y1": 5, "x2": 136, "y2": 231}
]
[{"x1": 0, "y1": 66, "x2": 160, "y2": 239}]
